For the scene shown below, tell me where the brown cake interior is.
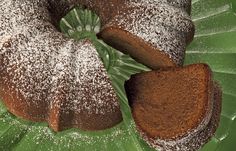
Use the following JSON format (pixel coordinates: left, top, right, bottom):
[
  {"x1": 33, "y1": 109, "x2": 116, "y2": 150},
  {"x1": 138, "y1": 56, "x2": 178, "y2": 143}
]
[
  {"x1": 143, "y1": 83, "x2": 222, "y2": 151},
  {"x1": 98, "y1": 27, "x2": 176, "y2": 69},
  {"x1": 125, "y1": 64, "x2": 213, "y2": 139}
]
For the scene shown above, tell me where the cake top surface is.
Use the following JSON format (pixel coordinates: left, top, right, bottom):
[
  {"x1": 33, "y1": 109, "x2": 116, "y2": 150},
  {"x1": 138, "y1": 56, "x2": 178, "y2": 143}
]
[{"x1": 0, "y1": 0, "x2": 119, "y2": 118}]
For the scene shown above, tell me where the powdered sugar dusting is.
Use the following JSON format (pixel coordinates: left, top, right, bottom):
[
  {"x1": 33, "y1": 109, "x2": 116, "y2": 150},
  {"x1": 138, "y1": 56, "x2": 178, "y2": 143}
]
[
  {"x1": 103, "y1": 0, "x2": 194, "y2": 65},
  {"x1": 0, "y1": 0, "x2": 121, "y2": 130}
]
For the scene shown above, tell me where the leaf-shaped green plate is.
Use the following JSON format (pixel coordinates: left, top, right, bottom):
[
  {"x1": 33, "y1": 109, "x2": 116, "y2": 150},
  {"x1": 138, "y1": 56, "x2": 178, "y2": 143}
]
[{"x1": 0, "y1": 0, "x2": 236, "y2": 150}]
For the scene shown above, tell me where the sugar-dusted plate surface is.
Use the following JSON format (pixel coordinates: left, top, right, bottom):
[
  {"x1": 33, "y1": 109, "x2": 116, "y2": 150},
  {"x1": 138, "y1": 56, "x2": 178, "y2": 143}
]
[{"x1": 0, "y1": 0, "x2": 236, "y2": 150}]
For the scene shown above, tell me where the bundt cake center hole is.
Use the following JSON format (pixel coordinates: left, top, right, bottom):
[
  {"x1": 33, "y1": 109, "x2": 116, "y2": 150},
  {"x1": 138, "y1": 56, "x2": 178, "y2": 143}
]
[
  {"x1": 59, "y1": 6, "x2": 101, "y2": 40},
  {"x1": 59, "y1": 6, "x2": 114, "y2": 70}
]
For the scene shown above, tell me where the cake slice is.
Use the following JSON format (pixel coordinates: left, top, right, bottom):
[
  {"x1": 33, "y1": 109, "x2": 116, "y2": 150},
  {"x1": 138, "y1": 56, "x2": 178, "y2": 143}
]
[{"x1": 125, "y1": 64, "x2": 222, "y2": 150}]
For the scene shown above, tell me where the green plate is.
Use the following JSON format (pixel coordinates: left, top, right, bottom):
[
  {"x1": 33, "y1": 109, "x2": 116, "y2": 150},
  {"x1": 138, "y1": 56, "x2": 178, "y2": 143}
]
[{"x1": 0, "y1": 0, "x2": 236, "y2": 150}]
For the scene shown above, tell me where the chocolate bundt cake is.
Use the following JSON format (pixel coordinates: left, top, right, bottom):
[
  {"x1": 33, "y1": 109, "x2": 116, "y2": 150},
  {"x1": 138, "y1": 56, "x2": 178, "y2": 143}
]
[
  {"x1": 51, "y1": 0, "x2": 195, "y2": 69},
  {"x1": 0, "y1": 0, "x2": 122, "y2": 132},
  {"x1": 125, "y1": 64, "x2": 222, "y2": 151}
]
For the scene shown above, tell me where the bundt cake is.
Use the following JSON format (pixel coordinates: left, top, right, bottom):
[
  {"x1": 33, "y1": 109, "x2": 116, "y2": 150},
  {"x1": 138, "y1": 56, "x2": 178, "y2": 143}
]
[
  {"x1": 125, "y1": 64, "x2": 222, "y2": 151},
  {"x1": 0, "y1": 0, "x2": 195, "y2": 132},
  {"x1": 0, "y1": 0, "x2": 122, "y2": 132}
]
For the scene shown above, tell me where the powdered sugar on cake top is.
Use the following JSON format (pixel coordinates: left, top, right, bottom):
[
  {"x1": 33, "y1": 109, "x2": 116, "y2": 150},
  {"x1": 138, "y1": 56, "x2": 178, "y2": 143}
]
[
  {"x1": 103, "y1": 0, "x2": 194, "y2": 66},
  {"x1": 0, "y1": 0, "x2": 120, "y2": 119}
]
